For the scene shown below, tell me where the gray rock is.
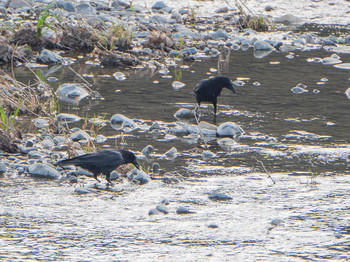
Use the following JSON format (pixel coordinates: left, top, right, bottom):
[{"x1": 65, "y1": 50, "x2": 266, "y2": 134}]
[
  {"x1": 25, "y1": 140, "x2": 34, "y2": 147},
  {"x1": 211, "y1": 29, "x2": 229, "y2": 41},
  {"x1": 56, "y1": 83, "x2": 90, "y2": 104},
  {"x1": 74, "y1": 187, "x2": 94, "y2": 194},
  {"x1": 20, "y1": 147, "x2": 37, "y2": 154},
  {"x1": 156, "y1": 204, "x2": 169, "y2": 214},
  {"x1": 109, "y1": 171, "x2": 119, "y2": 180},
  {"x1": 9, "y1": 0, "x2": 33, "y2": 9},
  {"x1": 152, "y1": 1, "x2": 167, "y2": 10},
  {"x1": 152, "y1": 162, "x2": 160, "y2": 173},
  {"x1": 202, "y1": 150, "x2": 215, "y2": 159},
  {"x1": 56, "y1": 113, "x2": 81, "y2": 123},
  {"x1": 274, "y1": 14, "x2": 303, "y2": 24},
  {"x1": 0, "y1": 162, "x2": 6, "y2": 173},
  {"x1": 149, "y1": 15, "x2": 169, "y2": 24},
  {"x1": 32, "y1": 117, "x2": 49, "y2": 128},
  {"x1": 70, "y1": 130, "x2": 91, "y2": 141},
  {"x1": 169, "y1": 50, "x2": 180, "y2": 57},
  {"x1": 209, "y1": 193, "x2": 233, "y2": 201},
  {"x1": 176, "y1": 206, "x2": 194, "y2": 214},
  {"x1": 76, "y1": 3, "x2": 96, "y2": 15},
  {"x1": 142, "y1": 145, "x2": 154, "y2": 156},
  {"x1": 165, "y1": 147, "x2": 177, "y2": 158},
  {"x1": 169, "y1": 125, "x2": 189, "y2": 136},
  {"x1": 182, "y1": 47, "x2": 198, "y2": 55},
  {"x1": 279, "y1": 44, "x2": 298, "y2": 53},
  {"x1": 56, "y1": 1, "x2": 75, "y2": 12},
  {"x1": 110, "y1": 114, "x2": 135, "y2": 130},
  {"x1": 148, "y1": 208, "x2": 160, "y2": 215},
  {"x1": 215, "y1": 6, "x2": 228, "y2": 13},
  {"x1": 160, "y1": 197, "x2": 169, "y2": 205},
  {"x1": 253, "y1": 40, "x2": 274, "y2": 51},
  {"x1": 29, "y1": 163, "x2": 60, "y2": 179},
  {"x1": 122, "y1": 118, "x2": 135, "y2": 129},
  {"x1": 41, "y1": 139, "x2": 54, "y2": 149},
  {"x1": 95, "y1": 134, "x2": 106, "y2": 144},
  {"x1": 110, "y1": 113, "x2": 129, "y2": 124},
  {"x1": 127, "y1": 169, "x2": 151, "y2": 185},
  {"x1": 265, "y1": 5, "x2": 273, "y2": 11},
  {"x1": 271, "y1": 218, "x2": 284, "y2": 226},
  {"x1": 37, "y1": 49, "x2": 63, "y2": 64},
  {"x1": 28, "y1": 151, "x2": 44, "y2": 159},
  {"x1": 174, "y1": 108, "x2": 194, "y2": 119},
  {"x1": 345, "y1": 87, "x2": 350, "y2": 99},
  {"x1": 217, "y1": 122, "x2": 244, "y2": 137},
  {"x1": 149, "y1": 121, "x2": 161, "y2": 130}
]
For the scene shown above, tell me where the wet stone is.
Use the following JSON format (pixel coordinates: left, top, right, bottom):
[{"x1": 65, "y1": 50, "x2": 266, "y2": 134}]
[
  {"x1": 37, "y1": 49, "x2": 63, "y2": 64},
  {"x1": 56, "y1": 83, "x2": 90, "y2": 104},
  {"x1": 156, "y1": 204, "x2": 169, "y2": 214},
  {"x1": 56, "y1": 1, "x2": 75, "y2": 12},
  {"x1": 148, "y1": 208, "x2": 160, "y2": 216},
  {"x1": 172, "y1": 81, "x2": 185, "y2": 90},
  {"x1": 165, "y1": 147, "x2": 177, "y2": 158},
  {"x1": 29, "y1": 163, "x2": 60, "y2": 179},
  {"x1": 254, "y1": 40, "x2": 274, "y2": 51},
  {"x1": 149, "y1": 122, "x2": 161, "y2": 131},
  {"x1": 56, "y1": 113, "x2": 81, "y2": 123},
  {"x1": 176, "y1": 206, "x2": 194, "y2": 214},
  {"x1": 174, "y1": 108, "x2": 194, "y2": 119},
  {"x1": 209, "y1": 193, "x2": 233, "y2": 201},
  {"x1": 142, "y1": 145, "x2": 154, "y2": 156},
  {"x1": 0, "y1": 162, "x2": 6, "y2": 173},
  {"x1": 74, "y1": 187, "x2": 93, "y2": 194},
  {"x1": 211, "y1": 29, "x2": 229, "y2": 41},
  {"x1": 25, "y1": 140, "x2": 34, "y2": 147},
  {"x1": 76, "y1": 3, "x2": 96, "y2": 15},
  {"x1": 28, "y1": 151, "x2": 44, "y2": 159},
  {"x1": 270, "y1": 218, "x2": 284, "y2": 226},
  {"x1": 217, "y1": 122, "x2": 244, "y2": 137},
  {"x1": 152, "y1": 162, "x2": 160, "y2": 173},
  {"x1": 215, "y1": 6, "x2": 228, "y2": 13},
  {"x1": 202, "y1": 150, "x2": 215, "y2": 159},
  {"x1": 345, "y1": 88, "x2": 350, "y2": 99},
  {"x1": 127, "y1": 169, "x2": 151, "y2": 185},
  {"x1": 274, "y1": 14, "x2": 303, "y2": 24},
  {"x1": 70, "y1": 130, "x2": 91, "y2": 141},
  {"x1": 151, "y1": 1, "x2": 168, "y2": 10},
  {"x1": 109, "y1": 171, "x2": 119, "y2": 181},
  {"x1": 160, "y1": 198, "x2": 169, "y2": 205},
  {"x1": 291, "y1": 86, "x2": 308, "y2": 94}
]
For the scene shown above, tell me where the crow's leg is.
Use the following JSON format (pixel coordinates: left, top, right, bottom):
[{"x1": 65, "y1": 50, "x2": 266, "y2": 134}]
[{"x1": 93, "y1": 173, "x2": 101, "y2": 183}]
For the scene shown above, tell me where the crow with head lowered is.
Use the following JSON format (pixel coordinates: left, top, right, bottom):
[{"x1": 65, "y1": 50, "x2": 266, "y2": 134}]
[
  {"x1": 56, "y1": 149, "x2": 140, "y2": 183},
  {"x1": 194, "y1": 76, "x2": 236, "y2": 115}
]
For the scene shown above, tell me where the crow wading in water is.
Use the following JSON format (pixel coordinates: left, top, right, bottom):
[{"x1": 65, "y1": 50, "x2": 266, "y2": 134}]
[
  {"x1": 194, "y1": 76, "x2": 236, "y2": 118},
  {"x1": 56, "y1": 149, "x2": 140, "y2": 183}
]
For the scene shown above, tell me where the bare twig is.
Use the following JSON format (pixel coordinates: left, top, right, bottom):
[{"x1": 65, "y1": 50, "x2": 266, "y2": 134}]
[{"x1": 254, "y1": 157, "x2": 276, "y2": 184}]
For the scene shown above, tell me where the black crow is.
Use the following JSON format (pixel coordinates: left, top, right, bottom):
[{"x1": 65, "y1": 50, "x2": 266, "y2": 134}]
[
  {"x1": 56, "y1": 149, "x2": 140, "y2": 183},
  {"x1": 194, "y1": 76, "x2": 236, "y2": 114}
]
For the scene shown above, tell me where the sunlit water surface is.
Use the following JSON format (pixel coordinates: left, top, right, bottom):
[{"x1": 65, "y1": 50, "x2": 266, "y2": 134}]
[{"x1": 2, "y1": 48, "x2": 350, "y2": 261}]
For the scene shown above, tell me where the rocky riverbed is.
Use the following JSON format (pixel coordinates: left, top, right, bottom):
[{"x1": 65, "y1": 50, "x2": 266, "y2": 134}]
[{"x1": 1, "y1": 0, "x2": 350, "y2": 261}]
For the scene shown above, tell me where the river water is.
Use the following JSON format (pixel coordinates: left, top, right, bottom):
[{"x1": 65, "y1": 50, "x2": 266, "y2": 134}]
[{"x1": 2, "y1": 47, "x2": 350, "y2": 261}]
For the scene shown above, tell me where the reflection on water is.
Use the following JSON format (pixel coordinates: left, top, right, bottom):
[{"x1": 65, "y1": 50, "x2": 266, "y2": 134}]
[{"x1": 3, "y1": 48, "x2": 350, "y2": 261}]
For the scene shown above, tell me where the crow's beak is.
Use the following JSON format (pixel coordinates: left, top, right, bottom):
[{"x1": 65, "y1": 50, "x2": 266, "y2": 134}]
[
  {"x1": 229, "y1": 82, "x2": 237, "y2": 94},
  {"x1": 133, "y1": 161, "x2": 140, "y2": 170}
]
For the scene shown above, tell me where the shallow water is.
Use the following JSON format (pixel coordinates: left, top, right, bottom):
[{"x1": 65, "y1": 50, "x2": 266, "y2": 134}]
[{"x1": 2, "y1": 48, "x2": 350, "y2": 261}]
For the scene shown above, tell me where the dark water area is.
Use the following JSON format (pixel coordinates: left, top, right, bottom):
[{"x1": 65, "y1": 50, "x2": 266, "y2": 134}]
[
  {"x1": 3, "y1": 48, "x2": 350, "y2": 261},
  {"x1": 17, "y1": 48, "x2": 350, "y2": 174}
]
